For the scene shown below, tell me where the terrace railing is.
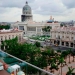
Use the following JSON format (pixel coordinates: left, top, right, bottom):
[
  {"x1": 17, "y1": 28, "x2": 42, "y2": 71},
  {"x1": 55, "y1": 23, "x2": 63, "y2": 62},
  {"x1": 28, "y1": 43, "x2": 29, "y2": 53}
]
[{"x1": 0, "y1": 50, "x2": 55, "y2": 75}]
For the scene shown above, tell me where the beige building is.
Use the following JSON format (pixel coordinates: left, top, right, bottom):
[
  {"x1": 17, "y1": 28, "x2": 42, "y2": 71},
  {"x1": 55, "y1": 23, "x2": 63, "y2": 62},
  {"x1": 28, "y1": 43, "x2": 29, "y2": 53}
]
[
  {"x1": 0, "y1": 29, "x2": 23, "y2": 45},
  {"x1": 12, "y1": 1, "x2": 60, "y2": 37},
  {"x1": 50, "y1": 26, "x2": 75, "y2": 48},
  {"x1": 13, "y1": 21, "x2": 60, "y2": 36}
]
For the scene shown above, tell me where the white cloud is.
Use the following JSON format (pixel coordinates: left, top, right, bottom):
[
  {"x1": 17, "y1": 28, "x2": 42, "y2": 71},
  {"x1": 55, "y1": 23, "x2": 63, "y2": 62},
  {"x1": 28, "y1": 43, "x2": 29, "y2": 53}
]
[
  {"x1": 0, "y1": 8, "x2": 21, "y2": 22},
  {"x1": 61, "y1": 0, "x2": 75, "y2": 8},
  {"x1": 0, "y1": 0, "x2": 75, "y2": 22}
]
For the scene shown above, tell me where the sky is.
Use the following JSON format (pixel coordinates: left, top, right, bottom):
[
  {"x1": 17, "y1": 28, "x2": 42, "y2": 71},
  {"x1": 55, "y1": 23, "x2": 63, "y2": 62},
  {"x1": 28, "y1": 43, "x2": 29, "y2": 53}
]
[{"x1": 0, "y1": 0, "x2": 75, "y2": 22}]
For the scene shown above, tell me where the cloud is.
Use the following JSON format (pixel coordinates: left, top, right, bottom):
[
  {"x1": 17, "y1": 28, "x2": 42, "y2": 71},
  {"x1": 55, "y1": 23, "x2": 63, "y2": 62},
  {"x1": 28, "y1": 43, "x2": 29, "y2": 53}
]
[
  {"x1": 0, "y1": 0, "x2": 34, "y2": 8},
  {"x1": 0, "y1": 0, "x2": 75, "y2": 22},
  {"x1": 32, "y1": 0, "x2": 67, "y2": 15},
  {"x1": 61, "y1": 0, "x2": 75, "y2": 9},
  {"x1": 0, "y1": 7, "x2": 21, "y2": 22}
]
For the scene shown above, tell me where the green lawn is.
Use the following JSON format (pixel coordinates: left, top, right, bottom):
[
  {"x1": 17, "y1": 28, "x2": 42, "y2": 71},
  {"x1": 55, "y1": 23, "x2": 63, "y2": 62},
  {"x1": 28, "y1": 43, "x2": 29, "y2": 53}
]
[{"x1": 30, "y1": 35, "x2": 50, "y2": 41}]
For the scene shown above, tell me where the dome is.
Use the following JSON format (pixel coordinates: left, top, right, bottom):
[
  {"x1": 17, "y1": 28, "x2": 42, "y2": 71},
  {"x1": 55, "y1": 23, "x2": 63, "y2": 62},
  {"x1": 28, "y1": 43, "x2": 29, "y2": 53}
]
[
  {"x1": 47, "y1": 20, "x2": 54, "y2": 23},
  {"x1": 23, "y1": 1, "x2": 31, "y2": 12}
]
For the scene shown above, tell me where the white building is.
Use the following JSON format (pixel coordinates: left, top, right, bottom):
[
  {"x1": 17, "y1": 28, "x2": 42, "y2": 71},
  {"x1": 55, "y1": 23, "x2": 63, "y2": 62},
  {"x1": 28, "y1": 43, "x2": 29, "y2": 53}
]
[
  {"x1": 50, "y1": 26, "x2": 75, "y2": 48},
  {"x1": 12, "y1": 1, "x2": 60, "y2": 37},
  {"x1": 0, "y1": 29, "x2": 23, "y2": 45}
]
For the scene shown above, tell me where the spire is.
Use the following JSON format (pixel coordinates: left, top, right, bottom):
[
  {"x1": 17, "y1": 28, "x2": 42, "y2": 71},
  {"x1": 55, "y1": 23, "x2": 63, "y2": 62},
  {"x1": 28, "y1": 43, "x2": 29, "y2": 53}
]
[{"x1": 26, "y1": 1, "x2": 28, "y2": 4}]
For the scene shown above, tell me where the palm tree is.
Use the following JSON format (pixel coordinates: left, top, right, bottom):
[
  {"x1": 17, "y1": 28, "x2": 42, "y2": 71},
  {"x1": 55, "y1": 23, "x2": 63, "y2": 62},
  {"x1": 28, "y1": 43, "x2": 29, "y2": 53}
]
[
  {"x1": 61, "y1": 51, "x2": 68, "y2": 65},
  {"x1": 71, "y1": 51, "x2": 75, "y2": 62},
  {"x1": 58, "y1": 57, "x2": 64, "y2": 75},
  {"x1": 68, "y1": 49, "x2": 72, "y2": 63},
  {"x1": 66, "y1": 67, "x2": 75, "y2": 75}
]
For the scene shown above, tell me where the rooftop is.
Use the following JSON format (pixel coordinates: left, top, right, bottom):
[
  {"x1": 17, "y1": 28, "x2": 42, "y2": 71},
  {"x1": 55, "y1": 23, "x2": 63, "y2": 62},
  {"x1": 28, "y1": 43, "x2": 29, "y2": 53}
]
[
  {"x1": 0, "y1": 28, "x2": 23, "y2": 34},
  {"x1": 51, "y1": 26, "x2": 75, "y2": 32}
]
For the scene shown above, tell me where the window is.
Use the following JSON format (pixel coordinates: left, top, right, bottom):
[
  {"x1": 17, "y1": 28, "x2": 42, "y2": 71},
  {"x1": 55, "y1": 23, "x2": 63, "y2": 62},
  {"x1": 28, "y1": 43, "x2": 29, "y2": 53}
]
[
  {"x1": 24, "y1": 32, "x2": 25, "y2": 34},
  {"x1": 9, "y1": 37, "x2": 10, "y2": 39},
  {"x1": 12, "y1": 35, "x2": 14, "y2": 38},
  {"x1": 71, "y1": 37, "x2": 73, "y2": 40},
  {"x1": 63, "y1": 32, "x2": 64, "y2": 33},
  {"x1": 27, "y1": 27, "x2": 36, "y2": 31},
  {"x1": 1, "y1": 36, "x2": 3, "y2": 40},
  {"x1": 55, "y1": 35, "x2": 56, "y2": 37},
  {"x1": 66, "y1": 36, "x2": 69, "y2": 38},
  {"x1": 5, "y1": 36, "x2": 7, "y2": 40}
]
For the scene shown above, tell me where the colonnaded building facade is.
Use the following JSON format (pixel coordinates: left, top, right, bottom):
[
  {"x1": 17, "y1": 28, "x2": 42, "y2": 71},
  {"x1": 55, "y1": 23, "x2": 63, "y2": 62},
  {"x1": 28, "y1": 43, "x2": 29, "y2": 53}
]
[
  {"x1": 12, "y1": 1, "x2": 60, "y2": 37},
  {"x1": 50, "y1": 26, "x2": 75, "y2": 48}
]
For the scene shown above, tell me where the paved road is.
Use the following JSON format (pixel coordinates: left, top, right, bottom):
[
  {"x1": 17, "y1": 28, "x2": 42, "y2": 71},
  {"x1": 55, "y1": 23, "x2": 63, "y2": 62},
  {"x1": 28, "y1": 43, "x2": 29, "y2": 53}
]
[{"x1": 49, "y1": 45, "x2": 75, "y2": 51}]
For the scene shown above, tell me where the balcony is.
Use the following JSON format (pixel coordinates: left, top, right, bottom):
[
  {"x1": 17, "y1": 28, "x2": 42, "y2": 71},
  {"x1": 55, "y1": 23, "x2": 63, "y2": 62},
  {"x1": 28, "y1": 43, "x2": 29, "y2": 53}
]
[{"x1": 0, "y1": 50, "x2": 54, "y2": 75}]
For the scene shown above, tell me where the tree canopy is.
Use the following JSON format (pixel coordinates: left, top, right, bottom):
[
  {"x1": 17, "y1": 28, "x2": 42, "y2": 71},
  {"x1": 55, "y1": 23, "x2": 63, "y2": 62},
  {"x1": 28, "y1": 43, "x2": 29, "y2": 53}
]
[
  {"x1": 42, "y1": 26, "x2": 52, "y2": 32},
  {"x1": 0, "y1": 25, "x2": 10, "y2": 30}
]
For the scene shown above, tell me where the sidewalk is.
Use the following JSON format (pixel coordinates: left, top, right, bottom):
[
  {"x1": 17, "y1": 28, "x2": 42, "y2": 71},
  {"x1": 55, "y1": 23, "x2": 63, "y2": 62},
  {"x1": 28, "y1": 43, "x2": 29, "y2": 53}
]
[
  {"x1": 55, "y1": 56, "x2": 75, "y2": 75},
  {"x1": 46, "y1": 56, "x2": 75, "y2": 75}
]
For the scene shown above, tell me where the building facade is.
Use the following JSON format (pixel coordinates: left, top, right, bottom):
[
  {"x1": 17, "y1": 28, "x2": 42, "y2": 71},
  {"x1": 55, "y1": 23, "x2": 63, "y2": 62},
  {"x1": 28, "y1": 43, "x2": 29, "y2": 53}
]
[
  {"x1": 13, "y1": 21, "x2": 60, "y2": 37},
  {"x1": 0, "y1": 29, "x2": 23, "y2": 45},
  {"x1": 50, "y1": 27, "x2": 75, "y2": 48}
]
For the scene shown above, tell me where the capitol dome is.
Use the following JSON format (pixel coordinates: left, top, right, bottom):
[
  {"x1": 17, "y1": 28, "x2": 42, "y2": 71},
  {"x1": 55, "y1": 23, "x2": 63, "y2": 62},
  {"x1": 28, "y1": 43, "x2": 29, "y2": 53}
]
[
  {"x1": 23, "y1": 1, "x2": 31, "y2": 14},
  {"x1": 21, "y1": 1, "x2": 33, "y2": 22}
]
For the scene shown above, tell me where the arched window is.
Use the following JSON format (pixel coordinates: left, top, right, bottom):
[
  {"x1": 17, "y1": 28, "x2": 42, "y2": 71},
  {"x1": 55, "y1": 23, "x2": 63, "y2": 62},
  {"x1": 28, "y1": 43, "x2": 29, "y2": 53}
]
[
  {"x1": 1, "y1": 36, "x2": 3, "y2": 41},
  {"x1": 5, "y1": 36, "x2": 7, "y2": 40},
  {"x1": 9, "y1": 35, "x2": 10, "y2": 39}
]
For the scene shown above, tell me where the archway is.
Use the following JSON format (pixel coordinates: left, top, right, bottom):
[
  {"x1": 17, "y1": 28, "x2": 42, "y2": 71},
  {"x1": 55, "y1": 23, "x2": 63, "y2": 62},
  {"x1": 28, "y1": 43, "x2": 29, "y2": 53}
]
[
  {"x1": 54, "y1": 40, "x2": 56, "y2": 44},
  {"x1": 66, "y1": 42, "x2": 69, "y2": 46},
  {"x1": 57, "y1": 40, "x2": 60, "y2": 45},
  {"x1": 71, "y1": 43, "x2": 73, "y2": 47}
]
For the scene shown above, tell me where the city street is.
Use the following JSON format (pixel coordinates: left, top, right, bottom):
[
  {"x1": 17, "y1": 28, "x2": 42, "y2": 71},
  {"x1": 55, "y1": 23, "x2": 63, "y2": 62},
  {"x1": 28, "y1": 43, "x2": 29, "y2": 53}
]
[{"x1": 49, "y1": 45, "x2": 75, "y2": 51}]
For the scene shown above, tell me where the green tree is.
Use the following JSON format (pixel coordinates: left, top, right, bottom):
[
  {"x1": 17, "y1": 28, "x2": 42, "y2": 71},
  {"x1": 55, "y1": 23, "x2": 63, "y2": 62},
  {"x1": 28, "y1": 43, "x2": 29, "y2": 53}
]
[
  {"x1": 71, "y1": 51, "x2": 75, "y2": 62},
  {"x1": 59, "y1": 57, "x2": 64, "y2": 75},
  {"x1": 68, "y1": 49, "x2": 72, "y2": 63},
  {"x1": 34, "y1": 41, "x2": 41, "y2": 47},
  {"x1": 42, "y1": 26, "x2": 52, "y2": 32},
  {"x1": 66, "y1": 67, "x2": 75, "y2": 75},
  {"x1": 0, "y1": 25, "x2": 10, "y2": 29}
]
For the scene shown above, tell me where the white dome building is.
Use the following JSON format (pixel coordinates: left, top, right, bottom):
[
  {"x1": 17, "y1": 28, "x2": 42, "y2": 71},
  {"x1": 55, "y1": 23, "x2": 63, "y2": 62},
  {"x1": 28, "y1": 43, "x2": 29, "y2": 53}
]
[
  {"x1": 21, "y1": 1, "x2": 33, "y2": 22},
  {"x1": 12, "y1": 1, "x2": 60, "y2": 37}
]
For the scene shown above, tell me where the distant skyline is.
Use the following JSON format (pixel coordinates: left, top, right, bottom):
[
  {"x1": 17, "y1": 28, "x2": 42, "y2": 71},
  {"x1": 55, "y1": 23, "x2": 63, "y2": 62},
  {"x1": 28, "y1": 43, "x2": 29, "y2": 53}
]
[{"x1": 0, "y1": 0, "x2": 75, "y2": 22}]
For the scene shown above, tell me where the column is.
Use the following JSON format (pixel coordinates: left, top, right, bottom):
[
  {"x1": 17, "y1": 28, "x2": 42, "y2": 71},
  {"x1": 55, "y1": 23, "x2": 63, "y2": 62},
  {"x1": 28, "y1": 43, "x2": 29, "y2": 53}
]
[
  {"x1": 36, "y1": 27, "x2": 37, "y2": 35},
  {"x1": 69, "y1": 42, "x2": 70, "y2": 48},
  {"x1": 60, "y1": 40, "x2": 61, "y2": 46},
  {"x1": 64, "y1": 42, "x2": 66, "y2": 46}
]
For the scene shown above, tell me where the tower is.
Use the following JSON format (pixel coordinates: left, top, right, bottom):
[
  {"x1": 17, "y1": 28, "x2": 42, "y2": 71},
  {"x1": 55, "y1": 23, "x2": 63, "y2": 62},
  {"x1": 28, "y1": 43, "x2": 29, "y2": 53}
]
[{"x1": 21, "y1": 1, "x2": 33, "y2": 22}]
